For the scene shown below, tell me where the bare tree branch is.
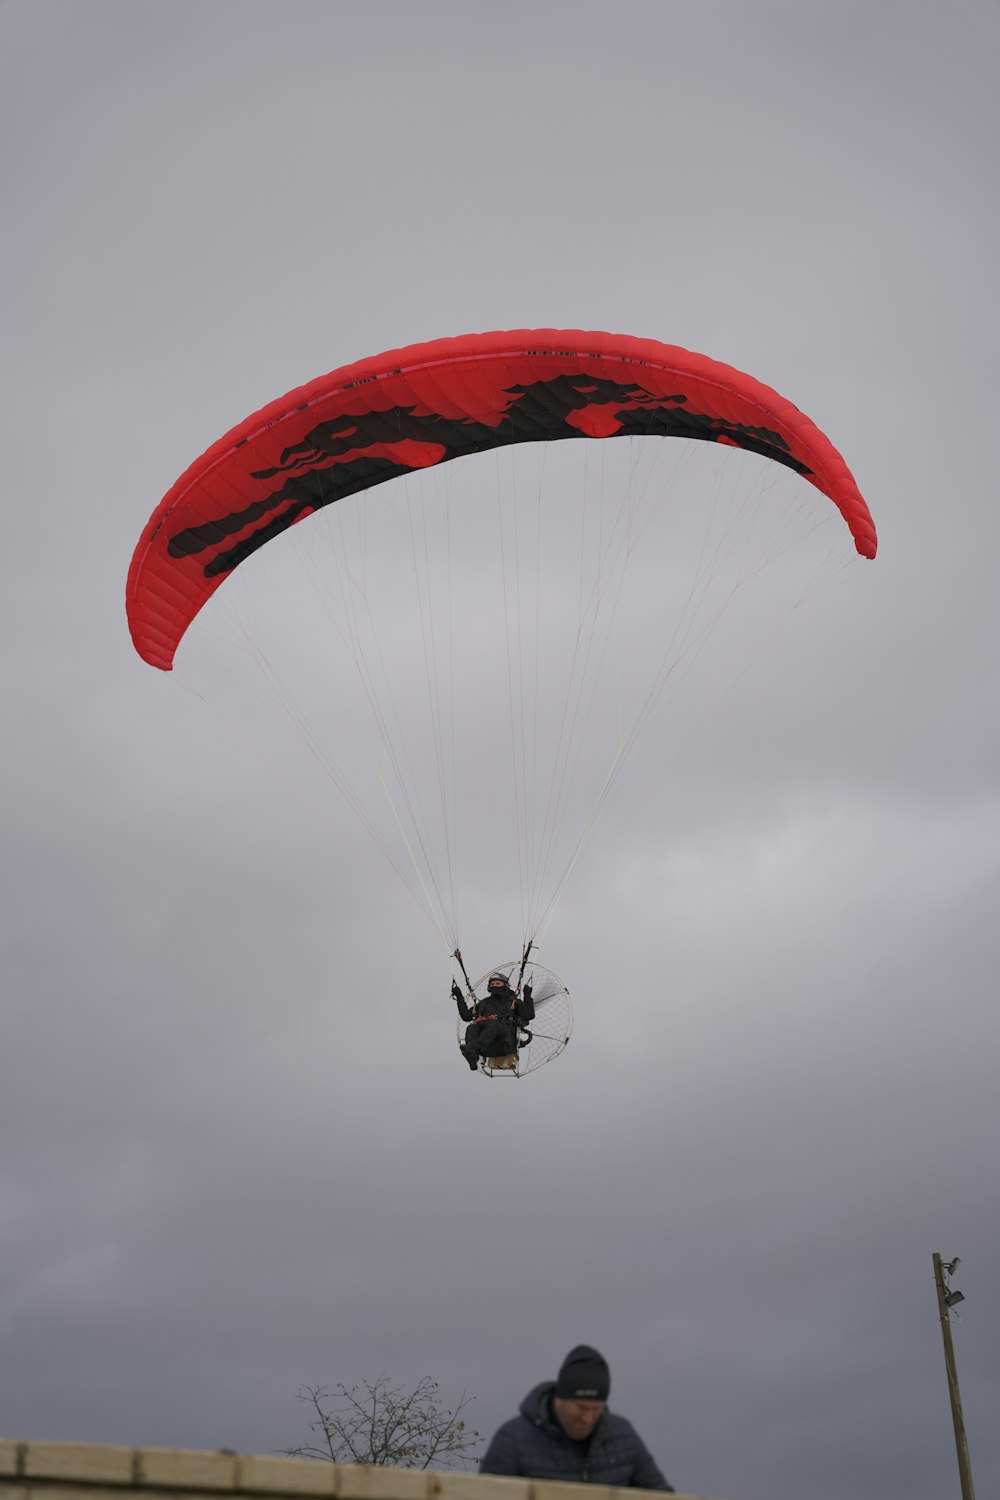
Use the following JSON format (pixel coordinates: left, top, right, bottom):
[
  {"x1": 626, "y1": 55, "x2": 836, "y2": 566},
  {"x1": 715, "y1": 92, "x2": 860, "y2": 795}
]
[{"x1": 283, "y1": 1376, "x2": 482, "y2": 1470}]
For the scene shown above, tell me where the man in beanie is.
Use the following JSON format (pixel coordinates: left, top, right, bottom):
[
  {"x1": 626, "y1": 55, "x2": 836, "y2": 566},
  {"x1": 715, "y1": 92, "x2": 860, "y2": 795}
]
[{"x1": 479, "y1": 1345, "x2": 673, "y2": 1490}]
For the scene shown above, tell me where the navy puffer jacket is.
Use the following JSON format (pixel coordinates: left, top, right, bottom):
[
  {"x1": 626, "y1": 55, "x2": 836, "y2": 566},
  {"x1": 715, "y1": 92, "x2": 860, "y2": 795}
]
[{"x1": 479, "y1": 1382, "x2": 673, "y2": 1491}]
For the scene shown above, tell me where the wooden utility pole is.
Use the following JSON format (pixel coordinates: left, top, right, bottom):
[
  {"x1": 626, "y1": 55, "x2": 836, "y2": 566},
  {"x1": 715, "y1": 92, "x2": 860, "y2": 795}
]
[{"x1": 932, "y1": 1253, "x2": 976, "y2": 1500}]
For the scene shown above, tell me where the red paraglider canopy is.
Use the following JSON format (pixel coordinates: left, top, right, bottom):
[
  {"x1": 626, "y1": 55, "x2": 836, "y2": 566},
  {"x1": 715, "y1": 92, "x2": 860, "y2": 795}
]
[{"x1": 127, "y1": 329, "x2": 876, "y2": 670}]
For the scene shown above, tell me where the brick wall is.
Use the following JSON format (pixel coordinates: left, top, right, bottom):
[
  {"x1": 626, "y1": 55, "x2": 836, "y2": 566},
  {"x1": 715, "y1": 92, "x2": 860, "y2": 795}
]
[{"x1": 0, "y1": 1443, "x2": 713, "y2": 1500}]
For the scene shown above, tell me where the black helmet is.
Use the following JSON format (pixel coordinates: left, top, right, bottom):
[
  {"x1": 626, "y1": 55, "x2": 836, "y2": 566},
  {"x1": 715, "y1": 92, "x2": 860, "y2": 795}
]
[{"x1": 487, "y1": 972, "x2": 510, "y2": 989}]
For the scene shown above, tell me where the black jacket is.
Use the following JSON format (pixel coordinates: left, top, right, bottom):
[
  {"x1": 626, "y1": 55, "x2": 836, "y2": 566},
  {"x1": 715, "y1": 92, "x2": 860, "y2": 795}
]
[
  {"x1": 454, "y1": 984, "x2": 534, "y2": 1027},
  {"x1": 479, "y1": 1381, "x2": 673, "y2": 1491}
]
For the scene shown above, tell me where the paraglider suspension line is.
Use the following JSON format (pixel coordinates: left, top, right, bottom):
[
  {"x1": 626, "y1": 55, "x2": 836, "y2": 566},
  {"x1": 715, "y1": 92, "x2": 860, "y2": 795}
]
[
  {"x1": 452, "y1": 946, "x2": 477, "y2": 999},
  {"x1": 516, "y1": 939, "x2": 535, "y2": 993}
]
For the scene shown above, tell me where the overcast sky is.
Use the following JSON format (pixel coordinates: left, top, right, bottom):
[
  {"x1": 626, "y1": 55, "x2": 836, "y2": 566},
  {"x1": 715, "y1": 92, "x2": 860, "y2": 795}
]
[{"x1": 2, "y1": 4, "x2": 999, "y2": 1500}]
